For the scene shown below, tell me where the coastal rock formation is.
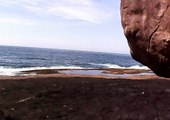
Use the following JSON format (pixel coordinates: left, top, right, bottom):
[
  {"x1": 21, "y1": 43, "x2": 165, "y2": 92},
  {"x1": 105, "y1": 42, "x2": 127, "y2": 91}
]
[{"x1": 121, "y1": 0, "x2": 170, "y2": 77}]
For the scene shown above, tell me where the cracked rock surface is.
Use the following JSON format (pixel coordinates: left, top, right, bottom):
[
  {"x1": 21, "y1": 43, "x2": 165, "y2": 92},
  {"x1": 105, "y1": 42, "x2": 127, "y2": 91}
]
[{"x1": 121, "y1": 0, "x2": 170, "y2": 77}]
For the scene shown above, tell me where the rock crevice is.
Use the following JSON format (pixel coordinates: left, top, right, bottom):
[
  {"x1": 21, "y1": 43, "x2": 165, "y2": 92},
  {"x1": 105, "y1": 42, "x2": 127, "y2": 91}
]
[{"x1": 148, "y1": 4, "x2": 169, "y2": 52}]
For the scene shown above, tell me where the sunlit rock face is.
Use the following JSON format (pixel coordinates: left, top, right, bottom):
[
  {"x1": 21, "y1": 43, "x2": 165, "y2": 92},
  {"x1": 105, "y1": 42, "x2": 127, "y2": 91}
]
[{"x1": 120, "y1": 0, "x2": 170, "y2": 77}]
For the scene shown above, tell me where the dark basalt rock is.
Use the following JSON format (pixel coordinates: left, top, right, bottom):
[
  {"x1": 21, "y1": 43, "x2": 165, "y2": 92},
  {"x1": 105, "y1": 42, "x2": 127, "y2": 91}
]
[
  {"x1": 120, "y1": 0, "x2": 170, "y2": 77},
  {"x1": 0, "y1": 111, "x2": 15, "y2": 120}
]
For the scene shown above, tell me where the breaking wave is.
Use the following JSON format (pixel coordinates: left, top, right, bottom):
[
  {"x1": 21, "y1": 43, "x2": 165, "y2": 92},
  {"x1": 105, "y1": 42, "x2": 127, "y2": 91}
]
[
  {"x1": 90, "y1": 63, "x2": 149, "y2": 70},
  {"x1": 0, "y1": 64, "x2": 149, "y2": 76},
  {"x1": 0, "y1": 66, "x2": 83, "y2": 76}
]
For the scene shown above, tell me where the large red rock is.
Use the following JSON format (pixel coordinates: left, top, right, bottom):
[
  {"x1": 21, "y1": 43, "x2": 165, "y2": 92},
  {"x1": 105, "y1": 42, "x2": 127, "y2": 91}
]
[{"x1": 121, "y1": 0, "x2": 170, "y2": 77}]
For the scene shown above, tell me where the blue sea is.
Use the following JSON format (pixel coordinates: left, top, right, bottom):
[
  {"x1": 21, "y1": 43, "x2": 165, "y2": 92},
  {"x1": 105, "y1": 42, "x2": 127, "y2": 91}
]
[{"x1": 0, "y1": 45, "x2": 148, "y2": 76}]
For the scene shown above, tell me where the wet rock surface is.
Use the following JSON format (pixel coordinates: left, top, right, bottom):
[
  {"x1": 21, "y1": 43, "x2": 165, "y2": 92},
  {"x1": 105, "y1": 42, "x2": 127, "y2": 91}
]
[{"x1": 121, "y1": 0, "x2": 170, "y2": 77}]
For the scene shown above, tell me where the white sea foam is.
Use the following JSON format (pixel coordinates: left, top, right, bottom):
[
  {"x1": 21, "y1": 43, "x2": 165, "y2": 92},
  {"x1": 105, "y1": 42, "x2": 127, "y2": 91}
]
[
  {"x1": 90, "y1": 63, "x2": 149, "y2": 70},
  {"x1": 0, "y1": 66, "x2": 83, "y2": 76},
  {"x1": 128, "y1": 65, "x2": 149, "y2": 70},
  {"x1": 97, "y1": 64, "x2": 125, "y2": 69},
  {"x1": 0, "y1": 64, "x2": 149, "y2": 76}
]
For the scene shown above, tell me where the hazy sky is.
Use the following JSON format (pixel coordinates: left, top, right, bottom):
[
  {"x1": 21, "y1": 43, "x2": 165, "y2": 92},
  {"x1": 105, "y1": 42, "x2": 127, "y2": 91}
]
[{"x1": 0, "y1": 0, "x2": 129, "y2": 54}]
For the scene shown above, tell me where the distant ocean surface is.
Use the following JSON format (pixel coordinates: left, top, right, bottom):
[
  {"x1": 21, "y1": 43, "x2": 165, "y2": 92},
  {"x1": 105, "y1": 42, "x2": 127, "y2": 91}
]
[{"x1": 0, "y1": 45, "x2": 148, "y2": 76}]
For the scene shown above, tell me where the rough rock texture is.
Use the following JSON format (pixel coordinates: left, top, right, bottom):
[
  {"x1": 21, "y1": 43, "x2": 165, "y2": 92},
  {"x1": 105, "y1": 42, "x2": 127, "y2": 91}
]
[{"x1": 121, "y1": 0, "x2": 170, "y2": 77}]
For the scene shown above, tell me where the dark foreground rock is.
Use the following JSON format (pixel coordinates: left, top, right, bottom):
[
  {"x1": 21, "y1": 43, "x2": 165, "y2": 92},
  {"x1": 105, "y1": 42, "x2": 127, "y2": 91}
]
[
  {"x1": 0, "y1": 111, "x2": 15, "y2": 120},
  {"x1": 121, "y1": 0, "x2": 170, "y2": 77},
  {"x1": 0, "y1": 76, "x2": 170, "y2": 120}
]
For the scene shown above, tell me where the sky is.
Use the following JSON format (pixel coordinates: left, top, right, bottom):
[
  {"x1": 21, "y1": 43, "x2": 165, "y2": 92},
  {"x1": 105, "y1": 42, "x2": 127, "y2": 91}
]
[{"x1": 0, "y1": 0, "x2": 130, "y2": 54}]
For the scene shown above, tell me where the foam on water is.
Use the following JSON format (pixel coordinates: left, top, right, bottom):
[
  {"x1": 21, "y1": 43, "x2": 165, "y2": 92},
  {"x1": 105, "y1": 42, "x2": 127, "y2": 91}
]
[
  {"x1": 0, "y1": 64, "x2": 149, "y2": 76},
  {"x1": 128, "y1": 65, "x2": 149, "y2": 70},
  {"x1": 0, "y1": 66, "x2": 83, "y2": 76},
  {"x1": 90, "y1": 63, "x2": 149, "y2": 70}
]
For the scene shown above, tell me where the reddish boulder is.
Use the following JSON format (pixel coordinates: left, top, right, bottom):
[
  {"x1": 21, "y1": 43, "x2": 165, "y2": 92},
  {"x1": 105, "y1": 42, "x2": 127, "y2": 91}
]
[{"x1": 121, "y1": 0, "x2": 170, "y2": 77}]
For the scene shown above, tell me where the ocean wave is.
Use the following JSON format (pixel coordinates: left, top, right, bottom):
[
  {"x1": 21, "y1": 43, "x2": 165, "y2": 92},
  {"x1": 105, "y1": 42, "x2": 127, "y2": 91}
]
[
  {"x1": 0, "y1": 66, "x2": 83, "y2": 76},
  {"x1": 0, "y1": 64, "x2": 149, "y2": 76},
  {"x1": 90, "y1": 63, "x2": 149, "y2": 70},
  {"x1": 128, "y1": 65, "x2": 149, "y2": 70}
]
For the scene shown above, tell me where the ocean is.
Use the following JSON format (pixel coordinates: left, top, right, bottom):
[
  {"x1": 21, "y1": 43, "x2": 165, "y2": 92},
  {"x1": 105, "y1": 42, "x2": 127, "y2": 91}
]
[{"x1": 0, "y1": 45, "x2": 148, "y2": 76}]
